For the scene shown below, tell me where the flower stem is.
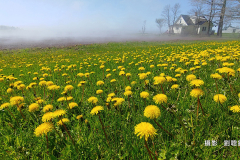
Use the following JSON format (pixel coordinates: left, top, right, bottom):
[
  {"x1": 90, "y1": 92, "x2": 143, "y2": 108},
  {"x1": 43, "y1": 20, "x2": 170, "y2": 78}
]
[
  {"x1": 198, "y1": 97, "x2": 205, "y2": 116},
  {"x1": 61, "y1": 119, "x2": 76, "y2": 151},
  {"x1": 144, "y1": 139, "x2": 157, "y2": 160},
  {"x1": 160, "y1": 84, "x2": 164, "y2": 94},
  {"x1": 153, "y1": 119, "x2": 174, "y2": 138},
  {"x1": 214, "y1": 79, "x2": 219, "y2": 93},
  {"x1": 46, "y1": 134, "x2": 49, "y2": 155},
  {"x1": 98, "y1": 114, "x2": 110, "y2": 146},
  {"x1": 6, "y1": 108, "x2": 20, "y2": 126},
  {"x1": 81, "y1": 85, "x2": 85, "y2": 102}
]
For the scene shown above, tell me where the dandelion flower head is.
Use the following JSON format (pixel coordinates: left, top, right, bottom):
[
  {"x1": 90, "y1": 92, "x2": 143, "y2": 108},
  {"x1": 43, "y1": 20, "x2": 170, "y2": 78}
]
[
  {"x1": 144, "y1": 105, "x2": 161, "y2": 119},
  {"x1": 134, "y1": 122, "x2": 157, "y2": 141},
  {"x1": 90, "y1": 106, "x2": 104, "y2": 115},
  {"x1": 190, "y1": 88, "x2": 204, "y2": 98},
  {"x1": 34, "y1": 122, "x2": 54, "y2": 137},
  {"x1": 213, "y1": 94, "x2": 227, "y2": 104},
  {"x1": 153, "y1": 94, "x2": 167, "y2": 104}
]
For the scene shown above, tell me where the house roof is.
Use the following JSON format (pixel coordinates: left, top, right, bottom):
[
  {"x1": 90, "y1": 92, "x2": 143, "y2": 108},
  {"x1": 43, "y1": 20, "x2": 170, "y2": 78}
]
[
  {"x1": 173, "y1": 15, "x2": 209, "y2": 26},
  {"x1": 181, "y1": 15, "x2": 194, "y2": 25}
]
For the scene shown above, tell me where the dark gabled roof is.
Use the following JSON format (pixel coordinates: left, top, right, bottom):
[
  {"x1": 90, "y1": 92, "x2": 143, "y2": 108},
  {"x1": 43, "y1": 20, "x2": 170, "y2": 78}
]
[{"x1": 181, "y1": 15, "x2": 194, "y2": 25}]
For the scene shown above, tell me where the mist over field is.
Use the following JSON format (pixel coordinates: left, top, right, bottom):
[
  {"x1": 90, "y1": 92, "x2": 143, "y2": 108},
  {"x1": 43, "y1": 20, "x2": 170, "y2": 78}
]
[{"x1": 0, "y1": 26, "x2": 184, "y2": 50}]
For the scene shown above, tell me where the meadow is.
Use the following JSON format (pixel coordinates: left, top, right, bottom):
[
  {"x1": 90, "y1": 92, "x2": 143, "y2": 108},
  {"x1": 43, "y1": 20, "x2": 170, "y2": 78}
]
[{"x1": 0, "y1": 40, "x2": 240, "y2": 159}]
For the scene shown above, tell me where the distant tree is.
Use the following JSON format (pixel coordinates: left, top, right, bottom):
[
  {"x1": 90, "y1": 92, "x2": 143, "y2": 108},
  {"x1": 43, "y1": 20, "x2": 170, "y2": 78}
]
[
  {"x1": 172, "y1": 3, "x2": 181, "y2": 27},
  {"x1": 162, "y1": 3, "x2": 181, "y2": 33},
  {"x1": 188, "y1": 0, "x2": 206, "y2": 34},
  {"x1": 142, "y1": 20, "x2": 146, "y2": 35},
  {"x1": 161, "y1": 5, "x2": 171, "y2": 31},
  {"x1": 155, "y1": 19, "x2": 165, "y2": 34},
  {"x1": 217, "y1": 0, "x2": 227, "y2": 37}
]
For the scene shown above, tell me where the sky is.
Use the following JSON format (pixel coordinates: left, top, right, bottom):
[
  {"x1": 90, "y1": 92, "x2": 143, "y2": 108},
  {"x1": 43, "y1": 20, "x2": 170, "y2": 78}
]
[{"x1": 0, "y1": 0, "x2": 193, "y2": 37}]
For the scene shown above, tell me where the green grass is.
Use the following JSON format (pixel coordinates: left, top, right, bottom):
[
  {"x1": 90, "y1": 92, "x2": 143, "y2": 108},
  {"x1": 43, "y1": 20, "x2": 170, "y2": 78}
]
[{"x1": 0, "y1": 40, "x2": 240, "y2": 159}]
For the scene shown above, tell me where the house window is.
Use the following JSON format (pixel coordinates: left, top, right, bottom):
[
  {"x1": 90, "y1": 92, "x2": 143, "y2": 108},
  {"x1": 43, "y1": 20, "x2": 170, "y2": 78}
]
[{"x1": 202, "y1": 27, "x2": 207, "y2": 31}]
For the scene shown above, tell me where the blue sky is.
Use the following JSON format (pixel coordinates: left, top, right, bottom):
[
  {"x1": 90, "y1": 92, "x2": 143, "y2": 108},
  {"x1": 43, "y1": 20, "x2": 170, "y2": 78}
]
[{"x1": 0, "y1": 0, "x2": 192, "y2": 35}]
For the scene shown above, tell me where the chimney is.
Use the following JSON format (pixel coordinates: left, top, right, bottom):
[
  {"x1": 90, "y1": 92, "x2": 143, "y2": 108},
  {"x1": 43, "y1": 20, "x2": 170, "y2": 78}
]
[{"x1": 195, "y1": 12, "x2": 197, "y2": 16}]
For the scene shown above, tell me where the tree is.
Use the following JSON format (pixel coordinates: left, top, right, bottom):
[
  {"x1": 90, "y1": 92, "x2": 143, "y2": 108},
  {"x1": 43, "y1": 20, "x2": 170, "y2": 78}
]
[
  {"x1": 189, "y1": 0, "x2": 220, "y2": 35},
  {"x1": 172, "y1": 3, "x2": 181, "y2": 27},
  {"x1": 162, "y1": 3, "x2": 181, "y2": 33},
  {"x1": 155, "y1": 19, "x2": 165, "y2": 34},
  {"x1": 188, "y1": 0, "x2": 206, "y2": 34},
  {"x1": 217, "y1": 0, "x2": 227, "y2": 37},
  {"x1": 161, "y1": 5, "x2": 171, "y2": 31},
  {"x1": 142, "y1": 20, "x2": 146, "y2": 35}
]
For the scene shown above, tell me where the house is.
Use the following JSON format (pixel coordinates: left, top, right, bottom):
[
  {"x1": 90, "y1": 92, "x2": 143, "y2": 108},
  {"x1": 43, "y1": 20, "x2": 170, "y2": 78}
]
[
  {"x1": 222, "y1": 25, "x2": 240, "y2": 33},
  {"x1": 169, "y1": 15, "x2": 213, "y2": 35}
]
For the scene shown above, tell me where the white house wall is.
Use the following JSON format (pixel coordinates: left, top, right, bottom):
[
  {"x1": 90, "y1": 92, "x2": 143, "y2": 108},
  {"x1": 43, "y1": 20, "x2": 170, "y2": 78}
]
[
  {"x1": 173, "y1": 26, "x2": 182, "y2": 34},
  {"x1": 175, "y1": 17, "x2": 188, "y2": 26}
]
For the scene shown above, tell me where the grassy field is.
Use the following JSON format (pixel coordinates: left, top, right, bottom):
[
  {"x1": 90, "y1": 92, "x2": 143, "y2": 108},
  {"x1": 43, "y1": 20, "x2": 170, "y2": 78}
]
[{"x1": 1, "y1": 40, "x2": 240, "y2": 159}]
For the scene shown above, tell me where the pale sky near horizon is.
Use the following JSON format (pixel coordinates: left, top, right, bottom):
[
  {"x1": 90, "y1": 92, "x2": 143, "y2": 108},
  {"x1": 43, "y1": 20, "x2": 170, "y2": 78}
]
[{"x1": 0, "y1": 0, "x2": 195, "y2": 36}]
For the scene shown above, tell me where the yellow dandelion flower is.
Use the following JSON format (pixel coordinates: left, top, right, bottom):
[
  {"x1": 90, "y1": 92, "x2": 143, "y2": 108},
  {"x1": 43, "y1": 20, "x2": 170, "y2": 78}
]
[
  {"x1": 96, "y1": 90, "x2": 103, "y2": 94},
  {"x1": 46, "y1": 81, "x2": 54, "y2": 86},
  {"x1": 7, "y1": 88, "x2": 13, "y2": 93},
  {"x1": 64, "y1": 85, "x2": 74, "y2": 92},
  {"x1": 154, "y1": 76, "x2": 166, "y2": 85},
  {"x1": 106, "y1": 73, "x2": 111, "y2": 78},
  {"x1": 88, "y1": 96, "x2": 98, "y2": 104},
  {"x1": 110, "y1": 79, "x2": 116, "y2": 83},
  {"x1": 10, "y1": 96, "x2": 24, "y2": 105},
  {"x1": 42, "y1": 112, "x2": 54, "y2": 122},
  {"x1": 53, "y1": 109, "x2": 66, "y2": 118},
  {"x1": 186, "y1": 74, "x2": 196, "y2": 81},
  {"x1": 0, "y1": 103, "x2": 11, "y2": 109},
  {"x1": 190, "y1": 88, "x2": 204, "y2": 98},
  {"x1": 106, "y1": 97, "x2": 112, "y2": 102},
  {"x1": 131, "y1": 81, "x2": 137, "y2": 86},
  {"x1": 140, "y1": 91, "x2": 149, "y2": 99},
  {"x1": 90, "y1": 106, "x2": 104, "y2": 115},
  {"x1": 126, "y1": 73, "x2": 131, "y2": 77},
  {"x1": 139, "y1": 73, "x2": 148, "y2": 80},
  {"x1": 57, "y1": 118, "x2": 70, "y2": 126},
  {"x1": 119, "y1": 71, "x2": 125, "y2": 76},
  {"x1": 144, "y1": 105, "x2": 161, "y2": 119},
  {"x1": 43, "y1": 104, "x2": 53, "y2": 112},
  {"x1": 77, "y1": 115, "x2": 83, "y2": 120},
  {"x1": 124, "y1": 91, "x2": 133, "y2": 97},
  {"x1": 125, "y1": 86, "x2": 131, "y2": 91},
  {"x1": 213, "y1": 94, "x2": 227, "y2": 104},
  {"x1": 48, "y1": 85, "x2": 60, "y2": 91},
  {"x1": 77, "y1": 73, "x2": 84, "y2": 77},
  {"x1": 114, "y1": 98, "x2": 125, "y2": 106},
  {"x1": 34, "y1": 122, "x2": 54, "y2": 137},
  {"x1": 68, "y1": 102, "x2": 78, "y2": 109},
  {"x1": 29, "y1": 103, "x2": 39, "y2": 112},
  {"x1": 96, "y1": 81, "x2": 104, "y2": 86},
  {"x1": 230, "y1": 105, "x2": 240, "y2": 113},
  {"x1": 134, "y1": 122, "x2": 157, "y2": 141},
  {"x1": 171, "y1": 84, "x2": 179, "y2": 89},
  {"x1": 36, "y1": 99, "x2": 44, "y2": 104},
  {"x1": 210, "y1": 73, "x2": 222, "y2": 80},
  {"x1": 108, "y1": 93, "x2": 115, "y2": 97},
  {"x1": 153, "y1": 94, "x2": 167, "y2": 104},
  {"x1": 190, "y1": 79, "x2": 204, "y2": 87},
  {"x1": 138, "y1": 67, "x2": 145, "y2": 71}
]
